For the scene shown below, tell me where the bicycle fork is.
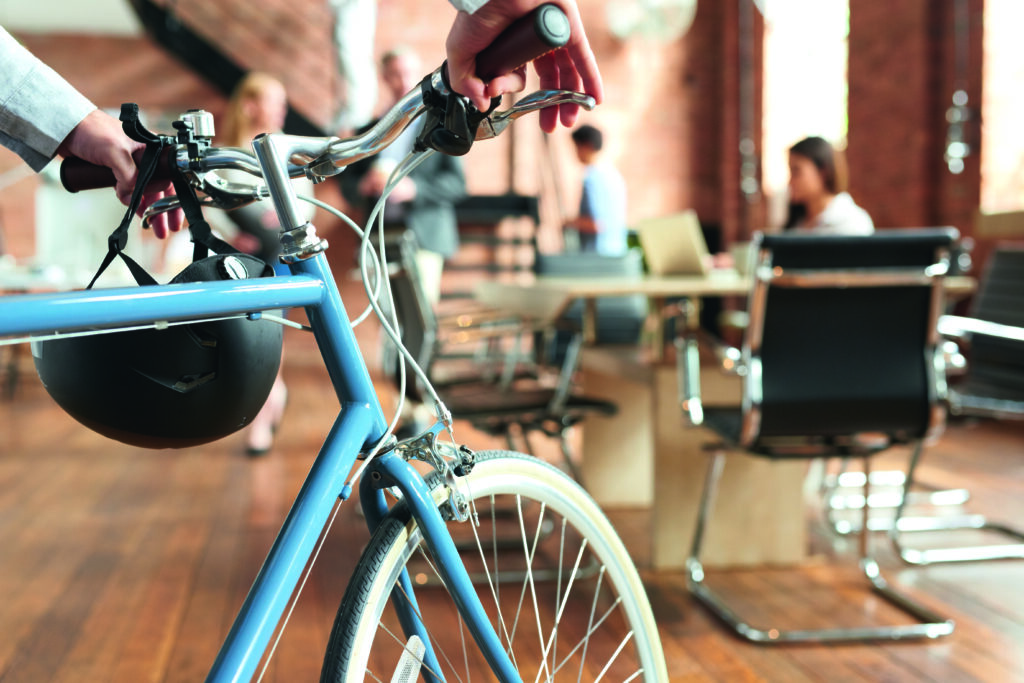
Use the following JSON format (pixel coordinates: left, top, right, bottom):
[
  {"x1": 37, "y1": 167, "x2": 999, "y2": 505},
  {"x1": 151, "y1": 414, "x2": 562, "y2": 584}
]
[{"x1": 361, "y1": 451, "x2": 522, "y2": 683}]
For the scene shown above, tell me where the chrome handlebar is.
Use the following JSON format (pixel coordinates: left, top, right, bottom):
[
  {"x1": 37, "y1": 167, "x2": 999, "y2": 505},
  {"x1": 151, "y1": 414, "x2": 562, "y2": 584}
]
[{"x1": 142, "y1": 66, "x2": 595, "y2": 227}]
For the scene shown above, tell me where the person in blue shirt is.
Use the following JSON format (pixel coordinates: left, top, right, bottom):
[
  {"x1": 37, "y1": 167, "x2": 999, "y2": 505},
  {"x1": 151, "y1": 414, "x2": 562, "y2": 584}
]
[{"x1": 563, "y1": 124, "x2": 627, "y2": 255}]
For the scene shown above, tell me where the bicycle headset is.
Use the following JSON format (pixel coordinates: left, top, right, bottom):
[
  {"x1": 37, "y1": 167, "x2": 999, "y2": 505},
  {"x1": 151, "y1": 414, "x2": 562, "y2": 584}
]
[{"x1": 33, "y1": 106, "x2": 283, "y2": 449}]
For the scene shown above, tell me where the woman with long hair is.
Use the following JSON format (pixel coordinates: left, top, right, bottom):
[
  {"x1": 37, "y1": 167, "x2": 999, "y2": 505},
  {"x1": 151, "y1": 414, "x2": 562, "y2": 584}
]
[
  {"x1": 218, "y1": 72, "x2": 311, "y2": 455},
  {"x1": 784, "y1": 136, "x2": 873, "y2": 234}
]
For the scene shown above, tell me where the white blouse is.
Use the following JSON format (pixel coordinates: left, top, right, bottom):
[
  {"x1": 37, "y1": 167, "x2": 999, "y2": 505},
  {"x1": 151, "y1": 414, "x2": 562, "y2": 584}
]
[{"x1": 800, "y1": 192, "x2": 875, "y2": 235}]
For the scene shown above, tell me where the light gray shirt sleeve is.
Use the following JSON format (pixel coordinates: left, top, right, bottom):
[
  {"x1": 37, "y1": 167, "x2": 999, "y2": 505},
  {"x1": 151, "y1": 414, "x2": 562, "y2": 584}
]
[
  {"x1": 448, "y1": 0, "x2": 489, "y2": 13},
  {"x1": 0, "y1": 27, "x2": 96, "y2": 171}
]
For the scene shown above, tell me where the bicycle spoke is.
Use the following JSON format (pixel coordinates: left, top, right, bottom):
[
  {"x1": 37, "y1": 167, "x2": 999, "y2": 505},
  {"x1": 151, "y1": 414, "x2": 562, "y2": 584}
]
[
  {"x1": 535, "y1": 539, "x2": 588, "y2": 683},
  {"x1": 324, "y1": 452, "x2": 666, "y2": 682}
]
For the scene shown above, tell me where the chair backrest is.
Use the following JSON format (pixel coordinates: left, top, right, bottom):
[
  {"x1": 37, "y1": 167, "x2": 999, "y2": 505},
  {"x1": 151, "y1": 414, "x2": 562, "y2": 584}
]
[
  {"x1": 964, "y1": 246, "x2": 1024, "y2": 397},
  {"x1": 740, "y1": 228, "x2": 958, "y2": 446}
]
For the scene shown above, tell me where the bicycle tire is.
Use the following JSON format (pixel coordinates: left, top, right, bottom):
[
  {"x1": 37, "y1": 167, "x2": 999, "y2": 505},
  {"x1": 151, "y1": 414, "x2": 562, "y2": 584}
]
[{"x1": 321, "y1": 450, "x2": 667, "y2": 682}]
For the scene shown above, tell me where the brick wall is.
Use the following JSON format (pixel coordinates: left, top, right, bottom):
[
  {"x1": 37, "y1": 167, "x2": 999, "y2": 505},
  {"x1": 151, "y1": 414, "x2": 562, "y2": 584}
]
[
  {"x1": 847, "y1": 0, "x2": 984, "y2": 239},
  {"x1": 146, "y1": 0, "x2": 338, "y2": 127}
]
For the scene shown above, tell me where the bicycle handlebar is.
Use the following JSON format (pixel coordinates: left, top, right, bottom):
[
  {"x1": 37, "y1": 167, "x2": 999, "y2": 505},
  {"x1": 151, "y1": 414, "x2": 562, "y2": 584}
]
[
  {"x1": 473, "y1": 2, "x2": 570, "y2": 81},
  {"x1": 59, "y1": 3, "x2": 579, "y2": 196},
  {"x1": 60, "y1": 145, "x2": 174, "y2": 193}
]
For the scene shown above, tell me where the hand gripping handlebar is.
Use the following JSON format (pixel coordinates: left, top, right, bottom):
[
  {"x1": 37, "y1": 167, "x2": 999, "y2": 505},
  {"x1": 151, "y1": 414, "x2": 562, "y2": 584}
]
[{"x1": 59, "y1": 4, "x2": 592, "y2": 202}]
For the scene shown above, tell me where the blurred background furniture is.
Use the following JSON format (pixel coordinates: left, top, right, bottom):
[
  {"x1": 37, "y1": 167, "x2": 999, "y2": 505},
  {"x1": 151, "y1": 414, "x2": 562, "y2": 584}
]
[
  {"x1": 677, "y1": 229, "x2": 959, "y2": 643},
  {"x1": 942, "y1": 246, "x2": 1024, "y2": 419},
  {"x1": 882, "y1": 245, "x2": 1024, "y2": 565},
  {"x1": 384, "y1": 231, "x2": 616, "y2": 480}
]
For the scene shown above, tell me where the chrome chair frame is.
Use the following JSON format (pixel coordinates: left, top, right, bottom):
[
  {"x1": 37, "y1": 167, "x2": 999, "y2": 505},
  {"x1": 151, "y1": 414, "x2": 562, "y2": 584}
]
[
  {"x1": 827, "y1": 247, "x2": 1024, "y2": 544},
  {"x1": 678, "y1": 229, "x2": 958, "y2": 644},
  {"x1": 882, "y1": 312, "x2": 1024, "y2": 565}
]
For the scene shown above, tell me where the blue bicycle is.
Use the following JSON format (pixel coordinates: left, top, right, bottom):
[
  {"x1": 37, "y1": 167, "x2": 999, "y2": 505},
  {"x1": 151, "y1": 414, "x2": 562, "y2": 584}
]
[{"x1": 0, "y1": 12, "x2": 667, "y2": 683}]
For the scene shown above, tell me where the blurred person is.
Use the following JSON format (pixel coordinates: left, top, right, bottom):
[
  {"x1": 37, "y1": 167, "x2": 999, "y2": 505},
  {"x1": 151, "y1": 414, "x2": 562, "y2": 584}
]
[
  {"x1": 341, "y1": 47, "x2": 467, "y2": 305},
  {"x1": 214, "y1": 72, "x2": 315, "y2": 456},
  {"x1": 563, "y1": 124, "x2": 627, "y2": 255},
  {"x1": 216, "y1": 72, "x2": 316, "y2": 268},
  {"x1": 341, "y1": 47, "x2": 467, "y2": 440},
  {"x1": 784, "y1": 136, "x2": 873, "y2": 234}
]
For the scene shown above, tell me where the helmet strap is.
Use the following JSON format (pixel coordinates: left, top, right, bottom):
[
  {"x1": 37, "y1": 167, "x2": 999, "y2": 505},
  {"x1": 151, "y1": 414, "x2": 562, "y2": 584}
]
[
  {"x1": 169, "y1": 172, "x2": 237, "y2": 262},
  {"x1": 86, "y1": 104, "x2": 243, "y2": 291},
  {"x1": 86, "y1": 105, "x2": 172, "y2": 290}
]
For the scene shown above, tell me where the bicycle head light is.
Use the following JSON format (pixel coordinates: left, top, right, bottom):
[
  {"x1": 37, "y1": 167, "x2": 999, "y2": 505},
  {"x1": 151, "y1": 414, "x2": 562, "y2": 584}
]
[{"x1": 32, "y1": 253, "x2": 283, "y2": 449}]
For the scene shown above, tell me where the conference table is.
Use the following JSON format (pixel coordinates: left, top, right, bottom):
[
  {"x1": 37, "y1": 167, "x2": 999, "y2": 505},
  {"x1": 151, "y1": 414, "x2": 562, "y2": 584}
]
[{"x1": 475, "y1": 269, "x2": 976, "y2": 570}]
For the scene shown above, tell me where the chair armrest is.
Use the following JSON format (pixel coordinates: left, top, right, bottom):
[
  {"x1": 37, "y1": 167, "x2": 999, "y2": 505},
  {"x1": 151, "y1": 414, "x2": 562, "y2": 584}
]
[
  {"x1": 675, "y1": 331, "x2": 743, "y2": 427},
  {"x1": 938, "y1": 315, "x2": 1024, "y2": 344},
  {"x1": 936, "y1": 315, "x2": 1024, "y2": 381},
  {"x1": 669, "y1": 300, "x2": 745, "y2": 428},
  {"x1": 675, "y1": 335, "x2": 705, "y2": 427}
]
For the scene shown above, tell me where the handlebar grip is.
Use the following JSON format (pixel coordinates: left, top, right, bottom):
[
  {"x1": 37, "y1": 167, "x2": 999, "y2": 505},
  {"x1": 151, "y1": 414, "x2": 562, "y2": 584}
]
[
  {"x1": 60, "y1": 157, "x2": 116, "y2": 192},
  {"x1": 475, "y1": 3, "x2": 571, "y2": 82},
  {"x1": 59, "y1": 147, "x2": 175, "y2": 193}
]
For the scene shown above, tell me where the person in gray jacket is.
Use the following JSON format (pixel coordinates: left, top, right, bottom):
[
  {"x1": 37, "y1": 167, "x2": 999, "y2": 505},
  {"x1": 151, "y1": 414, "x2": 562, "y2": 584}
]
[
  {"x1": 341, "y1": 47, "x2": 466, "y2": 304},
  {"x1": 0, "y1": 27, "x2": 178, "y2": 238}
]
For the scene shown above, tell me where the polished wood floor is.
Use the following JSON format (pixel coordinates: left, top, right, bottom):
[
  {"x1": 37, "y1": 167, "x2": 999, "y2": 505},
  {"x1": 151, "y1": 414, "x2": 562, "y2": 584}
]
[{"x1": 2, "y1": 328, "x2": 1023, "y2": 682}]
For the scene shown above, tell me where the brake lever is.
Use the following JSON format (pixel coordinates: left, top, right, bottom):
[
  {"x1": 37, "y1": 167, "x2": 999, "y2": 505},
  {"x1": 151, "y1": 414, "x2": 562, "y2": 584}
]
[
  {"x1": 475, "y1": 90, "x2": 597, "y2": 140},
  {"x1": 140, "y1": 171, "x2": 269, "y2": 229}
]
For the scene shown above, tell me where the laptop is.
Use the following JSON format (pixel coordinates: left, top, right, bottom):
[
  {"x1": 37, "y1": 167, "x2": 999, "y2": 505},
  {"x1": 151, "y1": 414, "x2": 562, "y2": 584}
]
[{"x1": 635, "y1": 210, "x2": 710, "y2": 276}]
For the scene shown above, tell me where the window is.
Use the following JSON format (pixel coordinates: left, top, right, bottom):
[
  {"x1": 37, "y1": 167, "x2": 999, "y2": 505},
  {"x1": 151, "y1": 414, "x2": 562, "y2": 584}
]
[
  {"x1": 761, "y1": 0, "x2": 849, "y2": 228},
  {"x1": 980, "y1": 0, "x2": 1024, "y2": 212}
]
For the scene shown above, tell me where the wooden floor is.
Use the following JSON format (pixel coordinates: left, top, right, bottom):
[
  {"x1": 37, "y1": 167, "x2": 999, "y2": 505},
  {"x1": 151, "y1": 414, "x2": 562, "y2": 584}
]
[{"x1": 2, "y1": 327, "x2": 1024, "y2": 682}]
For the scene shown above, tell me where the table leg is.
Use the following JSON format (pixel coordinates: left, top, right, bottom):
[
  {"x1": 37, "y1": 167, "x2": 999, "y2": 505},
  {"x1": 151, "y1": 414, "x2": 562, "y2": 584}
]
[{"x1": 581, "y1": 355, "x2": 807, "y2": 570}]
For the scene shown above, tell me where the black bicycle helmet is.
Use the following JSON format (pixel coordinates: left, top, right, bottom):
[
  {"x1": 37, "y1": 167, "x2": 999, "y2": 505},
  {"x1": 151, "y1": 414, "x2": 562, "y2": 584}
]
[{"x1": 33, "y1": 253, "x2": 283, "y2": 449}]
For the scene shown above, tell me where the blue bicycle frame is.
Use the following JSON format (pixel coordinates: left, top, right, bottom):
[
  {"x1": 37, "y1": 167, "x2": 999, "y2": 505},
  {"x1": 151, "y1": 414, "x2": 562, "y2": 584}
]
[{"x1": 0, "y1": 251, "x2": 521, "y2": 682}]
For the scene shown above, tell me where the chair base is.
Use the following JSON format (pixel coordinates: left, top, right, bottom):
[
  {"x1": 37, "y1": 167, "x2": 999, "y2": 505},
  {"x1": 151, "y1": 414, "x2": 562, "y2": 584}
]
[
  {"x1": 822, "y1": 465, "x2": 972, "y2": 534},
  {"x1": 890, "y1": 521, "x2": 1024, "y2": 565},
  {"x1": 688, "y1": 449, "x2": 955, "y2": 644},
  {"x1": 888, "y1": 438, "x2": 1024, "y2": 565},
  {"x1": 686, "y1": 557, "x2": 954, "y2": 644}
]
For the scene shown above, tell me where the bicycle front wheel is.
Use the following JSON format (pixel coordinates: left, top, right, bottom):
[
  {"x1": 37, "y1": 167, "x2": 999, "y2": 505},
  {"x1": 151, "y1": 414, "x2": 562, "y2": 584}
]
[{"x1": 321, "y1": 450, "x2": 666, "y2": 682}]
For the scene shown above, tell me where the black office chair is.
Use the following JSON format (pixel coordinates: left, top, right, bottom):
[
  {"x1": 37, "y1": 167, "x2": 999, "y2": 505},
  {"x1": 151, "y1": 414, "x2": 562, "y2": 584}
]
[
  {"x1": 884, "y1": 246, "x2": 1024, "y2": 564},
  {"x1": 384, "y1": 231, "x2": 616, "y2": 480},
  {"x1": 943, "y1": 246, "x2": 1024, "y2": 418},
  {"x1": 677, "y1": 229, "x2": 958, "y2": 643}
]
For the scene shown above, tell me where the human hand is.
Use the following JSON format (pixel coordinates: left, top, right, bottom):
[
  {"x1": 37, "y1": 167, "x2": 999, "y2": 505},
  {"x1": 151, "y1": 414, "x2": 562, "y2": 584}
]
[
  {"x1": 358, "y1": 167, "x2": 389, "y2": 197},
  {"x1": 57, "y1": 109, "x2": 183, "y2": 239},
  {"x1": 445, "y1": 0, "x2": 603, "y2": 133},
  {"x1": 359, "y1": 164, "x2": 417, "y2": 202}
]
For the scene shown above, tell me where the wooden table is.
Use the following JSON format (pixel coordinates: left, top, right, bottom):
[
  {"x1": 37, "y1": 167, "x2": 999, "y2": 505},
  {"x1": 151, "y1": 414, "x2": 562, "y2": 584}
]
[
  {"x1": 476, "y1": 270, "x2": 976, "y2": 345},
  {"x1": 476, "y1": 269, "x2": 750, "y2": 352},
  {"x1": 475, "y1": 270, "x2": 977, "y2": 570}
]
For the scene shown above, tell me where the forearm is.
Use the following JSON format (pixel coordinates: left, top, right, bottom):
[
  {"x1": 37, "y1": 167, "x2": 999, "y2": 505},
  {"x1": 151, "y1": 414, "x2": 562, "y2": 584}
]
[{"x1": 0, "y1": 27, "x2": 95, "y2": 171}]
